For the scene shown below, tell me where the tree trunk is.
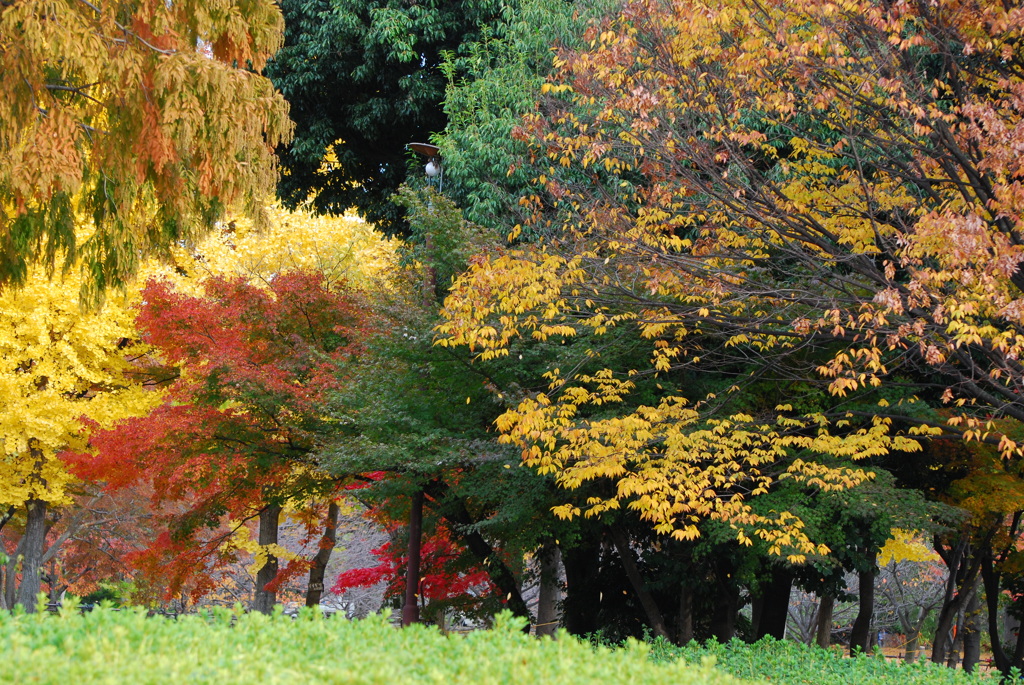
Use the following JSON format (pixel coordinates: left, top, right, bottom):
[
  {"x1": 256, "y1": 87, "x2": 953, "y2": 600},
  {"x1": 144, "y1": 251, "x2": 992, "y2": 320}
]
[
  {"x1": 946, "y1": 618, "x2": 963, "y2": 669},
  {"x1": 962, "y1": 581, "x2": 981, "y2": 673},
  {"x1": 610, "y1": 526, "x2": 670, "y2": 640},
  {"x1": 1011, "y1": 614, "x2": 1024, "y2": 675},
  {"x1": 848, "y1": 567, "x2": 875, "y2": 655},
  {"x1": 305, "y1": 501, "x2": 339, "y2": 608},
  {"x1": 905, "y1": 630, "x2": 921, "y2": 664},
  {"x1": 561, "y1": 541, "x2": 602, "y2": 636},
  {"x1": 253, "y1": 503, "x2": 281, "y2": 614},
  {"x1": 815, "y1": 594, "x2": 835, "y2": 648},
  {"x1": 534, "y1": 541, "x2": 560, "y2": 636},
  {"x1": 711, "y1": 557, "x2": 740, "y2": 642},
  {"x1": 678, "y1": 584, "x2": 694, "y2": 645},
  {"x1": 402, "y1": 490, "x2": 424, "y2": 626},
  {"x1": 982, "y1": 552, "x2": 1009, "y2": 672},
  {"x1": 932, "y1": 592, "x2": 958, "y2": 662},
  {"x1": 750, "y1": 594, "x2": 764, "y2": 638},
  {"x1": 15, "y1": 499, "x2": 47, "y2": 613},
  {"x1": 0, "y1": 506, "x2": 14, "y2": 534},
  {"x1": 401, "y1": 489, "x2": 421, "y2": 626},
  {"x1": 535, "y1": 541, "x2": 561, "y2": 637},
  {"x1": 2, "y1": 531, "x2": 25, "y2": 610},
  {"x1": 755, "y1": 567, "x2": 793, "y2": 640}
]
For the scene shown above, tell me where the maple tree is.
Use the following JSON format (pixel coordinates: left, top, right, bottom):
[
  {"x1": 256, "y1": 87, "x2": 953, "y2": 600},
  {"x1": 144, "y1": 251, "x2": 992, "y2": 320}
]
[
  {"x1": 0, "y1": 0, "x2": 291, "y2": 298},
  {"x1": 72, "y1": 208, "x2": 390, "y2": 610},
  {"x1": 437, "y1": 0, "x2": 1024, "y2": 566},
  {"x1": 331, "y1": 515, "x2": 496, "y2": 624},
  {"x1": 75, "y1": 270, "x2": 369, "y2": 609},
  {"x1": 0, "y1": 258, "x2": 159, "y2": 612}
]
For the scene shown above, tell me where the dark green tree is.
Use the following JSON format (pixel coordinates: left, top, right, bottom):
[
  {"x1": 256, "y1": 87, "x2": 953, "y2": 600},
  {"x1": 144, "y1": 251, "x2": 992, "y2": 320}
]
[{"x1": 265, "y1": 0, "x2": 511, "y2": 234}]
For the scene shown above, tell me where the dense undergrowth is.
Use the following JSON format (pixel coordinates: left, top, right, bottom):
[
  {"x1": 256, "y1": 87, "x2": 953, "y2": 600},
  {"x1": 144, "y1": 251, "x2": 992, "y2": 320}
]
[
  {"x1": 2, "y1": 603, "x2": 998, "y2": 684},
  {"x1": 0, "y1": 605, "x2": 739, "y2": 685},
  {"x1": 655, "y1": 636, "x2": 995, "y2": 684}
]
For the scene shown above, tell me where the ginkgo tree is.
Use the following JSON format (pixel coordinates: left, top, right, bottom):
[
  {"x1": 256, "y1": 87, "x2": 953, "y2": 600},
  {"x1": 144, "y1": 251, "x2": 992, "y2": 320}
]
[
  {"x1": 0, "y1": 255, "x2": 160, "y2": 612},
  {"x1": 437, "y1": 0, "x2": 1024, "y2": 561},
  {"x1": 0, "y1": 0, "x2": 292, "y2": 299}
]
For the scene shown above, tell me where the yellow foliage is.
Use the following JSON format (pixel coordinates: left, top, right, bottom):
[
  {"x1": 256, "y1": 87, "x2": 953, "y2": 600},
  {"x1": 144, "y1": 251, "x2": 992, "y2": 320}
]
[
  {"x1": 146, "y1": 203, "x2": 399, "y2": 293},
  {"x1": 0, "y1": 0, "x2": 292, "y2": 297},
  {"x1": 878, "y1": 529, "x2": 940, "y2": 565},
  {"x1": 434, "y1": 0, "x2": 1024, "y2": 551},
  {"x1": 0, "y1": 257, "x2": 161, "y2": 508}
]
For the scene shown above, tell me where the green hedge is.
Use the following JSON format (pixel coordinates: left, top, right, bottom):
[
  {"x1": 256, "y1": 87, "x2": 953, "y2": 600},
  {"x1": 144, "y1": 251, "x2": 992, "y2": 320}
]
[
  {"x1": 656, "y1": 636, "x2": 995, "y2": 685},
  {"x1": 0, "y1": 606, "x2": 744, "y2": 685},
  {"x1": 2, "y1": 604, "x2": 999, "y2": 684}
]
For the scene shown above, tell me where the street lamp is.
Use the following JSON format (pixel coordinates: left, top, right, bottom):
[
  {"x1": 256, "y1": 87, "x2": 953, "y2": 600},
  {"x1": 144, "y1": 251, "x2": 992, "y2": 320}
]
[{"x1": 407, "y1": 142, "x2": 443, "y2": 192}]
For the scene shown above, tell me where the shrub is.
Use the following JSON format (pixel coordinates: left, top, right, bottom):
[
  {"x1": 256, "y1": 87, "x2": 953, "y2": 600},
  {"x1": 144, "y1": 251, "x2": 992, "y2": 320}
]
[
  {"x1": 654, "y1": 636, "x2": 993, "y2": 685},
  {"x1": 0, "y1": 605, "x2": 744, "y2": 685}
]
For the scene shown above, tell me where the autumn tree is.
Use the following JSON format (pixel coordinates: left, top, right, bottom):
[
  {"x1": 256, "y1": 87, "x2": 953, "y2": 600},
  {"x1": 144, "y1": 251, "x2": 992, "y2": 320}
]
[
  {"x1": 0, "y1": 0, "x2": 291, "y2": 298},
  {"x1": 320, "y1": 187, "x2": 548, "y2": 622},
  {"x1": 0, "y1": 261, "x2": 159, "y2": 612},
  {"x1": 74, "y1": 209, "x2": 390, "y2": 611},
  {"x1": 437, "y1": 0, "x2": 1024, "y2": 568}
]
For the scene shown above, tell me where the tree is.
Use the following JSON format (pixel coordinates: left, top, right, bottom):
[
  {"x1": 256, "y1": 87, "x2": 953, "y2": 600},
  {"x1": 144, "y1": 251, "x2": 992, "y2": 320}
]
[
  {"x1": 77, "y1": 270, "x2": 369, "y2": 608},
  {"x1": 331, "y1": 514, "x2": 496, "y2": 625},
  {"x1": 0, "y1": 0, "x2": 291, "y2": 299},
  {"x1": 264, "y1": 0, "x2": 511, "y2": 234},
  {"x1": 0, "y1": 260, "x2": 159, "y2": 612},
  {"x1": 875, "y1": 539, "x2": 946, "y2": 664},
  {"x1": 73, "y1": 208, "x2": 390, "y2": 610},
  {"x1": 320, "y1": 187, "x2": 538, "y2": 620},
  {"x1": 437, "y1": 0, "x2": 1024, "y2": 557},
  {"x1": 436, "y1": 0, "x2": 608, "y2": 233}
]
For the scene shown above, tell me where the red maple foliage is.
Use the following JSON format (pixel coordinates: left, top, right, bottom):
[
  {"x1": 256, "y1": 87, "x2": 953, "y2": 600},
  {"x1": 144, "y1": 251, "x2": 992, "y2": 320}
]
[
  {"x1": 69, "y1": 270, "x2": 371, "y2": 600},
  {"x1": 331, "y1": 520, "x2": 495, "y2": 611}
]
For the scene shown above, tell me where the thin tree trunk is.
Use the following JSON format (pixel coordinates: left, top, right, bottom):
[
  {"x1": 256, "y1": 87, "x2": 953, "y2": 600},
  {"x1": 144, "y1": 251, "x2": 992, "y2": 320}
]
[
  {"x1": 905, "y1": 630, "x2": 921, "y2": 664},
  {"x1": 848, "y1": 568, "x2": 875, "y2": 655},
  {"x1": 305, "y1": 501, "x2": 339, "y2": 608},
  {"x1": 750, "y1": 594, "x2": 764, "y2": 638},
  {"x1": 402, "y1": 490, "x2": 423, "y2": 626},
  {"x1": 15, "y1": 499, "x2": 47, "y2": 613},
  {"x1": 609, "y1": 526, "x2": 669, "y2": 640},
  {"x1": 535, "y1": 541, "x2": 561, "y2": 637},
  {"x1": 253, "y1": 503, "x2": 281, "y2": 614},
  {"x1": 0, "y1": 506, "x2": 14, "y2": 534},
  {"x1": 946, "y1": 615, "x2": 963, "y2": 669},
  {"x1": 962, "y1": 581, "x2": 981, "y2": 673},
  {"x1": 815, "y1": 594, "x2": 835, "y2": 648},
  {"x1": 2, "y1": 531, "x2": 26, "y2": 610},
  {"x1": 1011, "y1": 614, "x2": 1024, "y2": 674},
  {"x1": 678, "y1": 584, "x2": 694, "y2": 645},
  {"x1": 982, "y1": 552, "x2": 1009, "y2": 672}
]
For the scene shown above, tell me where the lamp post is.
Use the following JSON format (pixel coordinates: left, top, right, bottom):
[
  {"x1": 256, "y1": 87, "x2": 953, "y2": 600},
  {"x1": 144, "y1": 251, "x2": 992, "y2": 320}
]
[
  {"x1": 398, "y1": 141, "x2": 444, "y2": 626},
  {"x1": 407, "y1": 142, "x2": 443, "y2": 193}
]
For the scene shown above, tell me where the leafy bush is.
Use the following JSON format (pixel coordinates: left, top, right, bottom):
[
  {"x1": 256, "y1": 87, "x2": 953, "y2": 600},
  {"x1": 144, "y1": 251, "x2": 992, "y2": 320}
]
[
  {"x1": 652, "y1": 636, "x2": 994, "y2": 685},
  {"x1": 0, "y1": 606, "x2": 745, "y2": 685}
]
